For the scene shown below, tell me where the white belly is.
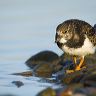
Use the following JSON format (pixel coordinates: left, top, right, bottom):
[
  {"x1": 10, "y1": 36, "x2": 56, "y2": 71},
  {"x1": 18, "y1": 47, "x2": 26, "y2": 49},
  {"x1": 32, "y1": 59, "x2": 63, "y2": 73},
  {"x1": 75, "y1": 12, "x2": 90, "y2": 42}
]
[{"x1": 62, "y1": 37, "x2": 96, "y2": 56}]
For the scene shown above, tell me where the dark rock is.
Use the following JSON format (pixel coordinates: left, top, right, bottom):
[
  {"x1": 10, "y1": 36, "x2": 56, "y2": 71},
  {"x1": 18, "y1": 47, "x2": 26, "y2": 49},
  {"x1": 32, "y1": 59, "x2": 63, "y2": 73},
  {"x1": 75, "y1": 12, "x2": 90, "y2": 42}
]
[
  {"x1": 33, "y1": 62, "x2": 53, "y2": 78},
  {"x1": 12, "y1": 71, "x2": 33, "y2": 77},
  {"x1": 56, "y1": 86, "x2": 74, "y2": 96},
  {"x1": 80, "y1": 72, "x2": 96, "y2": 87},
  {"x1": 57, "y1": 88, "x2": 73, "y2": 96},
  {"x1": 57, "y1": 86, "x2": 86, "y2": 96},
  {"x1": 25, "y1": 50, "x2": 62, "y2": 78},
  {"x1": 25, "y1": 50, "x2": 60, "y2": 69},
  {"x1": 60, "y1": 53, "x2": 96, "y2": 70},
  {"x1": 79, "y1": 53, "x2": 96, "y2": 87},
  {"x1": 60, "y1": 53, "x2": 76, "y2": 70},
  {"x1": 61, "y1": 71, "x2": 84, "y2": 84},
  {"x1": 85, "y1": 53, "x2": 96, "y2": 68},
  {"x1": 33, "y1": 62, "x2": 62, "y2": 78},
  {"x1": 37, "y1": 84, "x2": 86, "y2": 96},
  {"x1": 60, "y1": 53, "x2": 71, "y2": 61},
  {"x1": 12, "y1": 81, "x2": 24, "y2": 88},
  {"x1": 35, "y1": 51, "x2": 96, "y2": 96},
  {"x1": 37, "y1": 87, "x2": 56, "y2": 96},
  {"x1": 59, "y1": 53, "x2": 96, "y2": 85}
]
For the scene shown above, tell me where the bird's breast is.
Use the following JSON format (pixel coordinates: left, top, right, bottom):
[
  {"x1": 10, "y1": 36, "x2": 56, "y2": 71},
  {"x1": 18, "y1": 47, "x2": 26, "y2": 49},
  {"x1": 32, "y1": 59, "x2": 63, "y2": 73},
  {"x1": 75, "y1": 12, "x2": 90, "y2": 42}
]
[{"x1": 62, "y1": 36, "x2": 96, "y2": 56}]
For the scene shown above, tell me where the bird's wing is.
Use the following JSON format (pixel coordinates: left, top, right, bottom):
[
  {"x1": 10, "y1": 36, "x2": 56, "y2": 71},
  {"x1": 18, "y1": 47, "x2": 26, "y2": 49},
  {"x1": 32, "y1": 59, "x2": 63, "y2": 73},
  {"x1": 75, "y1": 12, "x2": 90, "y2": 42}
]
[
  {"x1": 83, "y1": 25, "x2": 96, "y2": 46},
  {"x1": 78, "y1": 20, "x2": 96, "y2": 46}
]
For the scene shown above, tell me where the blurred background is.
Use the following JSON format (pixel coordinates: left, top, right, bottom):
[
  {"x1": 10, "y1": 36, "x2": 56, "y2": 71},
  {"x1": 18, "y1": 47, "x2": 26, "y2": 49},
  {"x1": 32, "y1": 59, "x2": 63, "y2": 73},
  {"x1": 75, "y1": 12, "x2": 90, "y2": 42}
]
[
  {"x1": 0, "y1": 0, "x2": 96, "y2": 95},
  {"x1": 0, "y1": 0, "x2": 96, "y2": 64}
]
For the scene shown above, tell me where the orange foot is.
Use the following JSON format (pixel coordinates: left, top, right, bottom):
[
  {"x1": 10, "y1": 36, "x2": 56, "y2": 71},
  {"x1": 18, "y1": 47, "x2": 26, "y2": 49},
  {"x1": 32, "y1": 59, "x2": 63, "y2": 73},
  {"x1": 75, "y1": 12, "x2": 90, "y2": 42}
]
[
  {"x1": 66, "y1": 56, "x2": 87, "y2": 74},
  {"x1": 66, "y1": 66, "x2": 86, "y2": 74},
  {"x1": 75, "y1": 66, "x2": 86, "y2": 71}
]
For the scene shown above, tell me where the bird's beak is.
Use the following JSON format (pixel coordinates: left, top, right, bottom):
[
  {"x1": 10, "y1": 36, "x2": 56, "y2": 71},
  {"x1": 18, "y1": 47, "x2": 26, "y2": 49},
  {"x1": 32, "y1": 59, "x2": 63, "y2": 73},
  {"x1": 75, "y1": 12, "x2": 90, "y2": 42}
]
[
  {"x1": 55, "y1": 38, "x2": 60, "y2": 43},
  {"x1": 55, "y1": 32, "x2": 60, "y2": 43},
  {"x1": 55, "y1": 40, "x2": 58, "y2": 43}
]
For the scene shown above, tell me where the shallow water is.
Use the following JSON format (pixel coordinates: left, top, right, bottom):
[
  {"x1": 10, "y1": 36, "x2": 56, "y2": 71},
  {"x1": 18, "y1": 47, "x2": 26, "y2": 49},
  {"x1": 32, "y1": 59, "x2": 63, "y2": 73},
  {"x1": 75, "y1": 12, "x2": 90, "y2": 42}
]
[{"x1": 0, "y1": 0, "x2": 96, "y2": 96}]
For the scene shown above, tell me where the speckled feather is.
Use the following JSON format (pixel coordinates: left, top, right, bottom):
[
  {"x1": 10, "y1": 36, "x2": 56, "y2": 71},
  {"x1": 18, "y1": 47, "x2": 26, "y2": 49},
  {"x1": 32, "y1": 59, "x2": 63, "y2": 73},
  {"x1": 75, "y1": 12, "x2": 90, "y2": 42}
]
[
  {"x1": 56, "y1": 19, "x2": 96, "y2": 46},
  {"x1": 55, "y1": 19, "x2": 96, "y2": 71}
]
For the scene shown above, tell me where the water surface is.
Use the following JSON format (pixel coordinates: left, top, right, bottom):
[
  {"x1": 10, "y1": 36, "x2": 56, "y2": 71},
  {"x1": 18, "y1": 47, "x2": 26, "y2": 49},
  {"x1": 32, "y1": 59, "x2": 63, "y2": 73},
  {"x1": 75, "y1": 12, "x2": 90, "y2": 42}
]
[{"x1": 0, "y1": 0, "x2": 96, "y2": 95}]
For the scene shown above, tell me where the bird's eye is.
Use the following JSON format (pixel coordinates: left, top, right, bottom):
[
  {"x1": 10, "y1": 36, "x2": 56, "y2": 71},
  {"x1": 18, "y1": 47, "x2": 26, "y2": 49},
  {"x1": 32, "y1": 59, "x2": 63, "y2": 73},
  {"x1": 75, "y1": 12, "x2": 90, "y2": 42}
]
[{"x1": 64, "y1": 31, "x2": 67, "y2": 33}]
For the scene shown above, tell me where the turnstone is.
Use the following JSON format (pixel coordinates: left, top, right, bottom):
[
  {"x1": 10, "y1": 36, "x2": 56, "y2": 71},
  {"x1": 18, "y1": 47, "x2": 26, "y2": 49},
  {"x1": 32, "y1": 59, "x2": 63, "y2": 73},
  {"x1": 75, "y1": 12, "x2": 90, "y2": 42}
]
[{"x1": 55, "y1": 19, "x2": 96, "y2": 73}]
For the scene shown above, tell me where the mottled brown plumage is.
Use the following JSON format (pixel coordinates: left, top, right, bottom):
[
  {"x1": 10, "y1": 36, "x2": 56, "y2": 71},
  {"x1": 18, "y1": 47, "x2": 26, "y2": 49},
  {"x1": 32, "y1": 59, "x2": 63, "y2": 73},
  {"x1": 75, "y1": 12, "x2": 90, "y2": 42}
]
[
  {"x1": 56, "y1": 19, "x2": 96, "y2": 47},
  {"x1": 55, "y1": 19, "x2": 96, "y2": 73}
]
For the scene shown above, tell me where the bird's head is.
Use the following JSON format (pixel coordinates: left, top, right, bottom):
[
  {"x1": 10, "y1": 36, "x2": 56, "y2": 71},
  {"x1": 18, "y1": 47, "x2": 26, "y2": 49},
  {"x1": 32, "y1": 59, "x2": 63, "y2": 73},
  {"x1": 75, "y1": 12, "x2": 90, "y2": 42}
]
[{"x1": 55, "y1": 21, "x2": 73, "y2": 47}]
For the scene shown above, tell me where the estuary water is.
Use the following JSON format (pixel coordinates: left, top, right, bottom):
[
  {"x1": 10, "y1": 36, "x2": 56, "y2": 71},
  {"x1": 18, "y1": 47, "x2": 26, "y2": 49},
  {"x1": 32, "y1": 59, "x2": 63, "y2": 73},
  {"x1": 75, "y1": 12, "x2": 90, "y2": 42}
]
[{"x1": 0, "y1": 0, "x2": 96, "y2": 96}]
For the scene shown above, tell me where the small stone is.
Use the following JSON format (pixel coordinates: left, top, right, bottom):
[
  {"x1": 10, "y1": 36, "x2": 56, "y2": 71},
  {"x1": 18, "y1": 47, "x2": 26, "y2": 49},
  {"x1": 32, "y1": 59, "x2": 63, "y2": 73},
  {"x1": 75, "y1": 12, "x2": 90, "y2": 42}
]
[{"x1": 12, "y1": 81, "x2": 24, "y2": 88}]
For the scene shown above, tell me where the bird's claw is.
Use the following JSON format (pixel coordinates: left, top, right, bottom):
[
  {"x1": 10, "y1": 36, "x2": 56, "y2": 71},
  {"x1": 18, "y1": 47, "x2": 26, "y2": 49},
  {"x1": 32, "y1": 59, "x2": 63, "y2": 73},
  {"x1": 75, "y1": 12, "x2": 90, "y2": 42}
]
[{"x1": 66, "y1": 66, "x2": 86, "y2": 74}]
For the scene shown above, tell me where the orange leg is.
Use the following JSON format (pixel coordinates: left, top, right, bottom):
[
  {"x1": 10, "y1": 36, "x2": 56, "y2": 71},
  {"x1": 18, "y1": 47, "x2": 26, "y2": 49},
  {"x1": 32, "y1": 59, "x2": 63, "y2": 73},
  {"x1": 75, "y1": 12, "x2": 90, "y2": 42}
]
[
  {"x1": 75, "y1": 56, "x2": 85, "y2": 71},
  {"x1": 66, "y1": 56, "x2": 86, "y2": 74},
  {"x1": 73, "y1": 55, "x2": 77, "y2": 64},
  {"x1": 66, "y1": 56, "x2": 77, "y2": 73}
]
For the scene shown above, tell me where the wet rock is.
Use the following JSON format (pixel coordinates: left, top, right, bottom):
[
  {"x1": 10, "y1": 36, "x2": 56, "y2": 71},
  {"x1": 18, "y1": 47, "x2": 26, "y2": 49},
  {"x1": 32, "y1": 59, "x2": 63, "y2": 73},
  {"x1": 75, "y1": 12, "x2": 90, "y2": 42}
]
[
  {"x1": 57, "y1": 87, "x2": 86, "y2": 96},
  {"x1": 25, "y1": 50, "x2": 62, "y2": 78},
  {"x1": 61, "y1": 53, "x2": 96, "y2": 70},
  {"x1": 12, "y1": 71, "x2": 32, "y2": 77},
  {"x1": 80, "y1": 71, "x2": 96, "y2": 87},
  {"x1": 33, "y1": 62, "x2": 62, "y2": 78},
  {"x1": 78, "y1": 53, "x2": 96, "y2": 87},
  {"x1": 37, "y1": 84, "x2": 87, "y2": 96},
  {"x1": 37, "y1": 87, "x2": 56, "y2": 96},
  {"x1": 73, "y1": 87, "x2": 96, "y2": 96},
  {"x1": 60, "y1": 53, "x2": 76, "y2": 70},
  {"x1": 61, "y1": 71, "x2": 84, "y2": 84},
  {"x1": 24, "y1": 50, "x2": 96, "y2": 84},
  {"x1": 33, "y1": 62, "x2": 53, "y2": 78},
  {"x1": 12, "y1": 81, "x2": 24, "y2": 88},
  {"x1": 25, "y1": 50, "x2": 60, "y2": 69},
  {"x1": 59, "y1": 52, "x2": 96, "y2": 85},
  {"x1": 34, "y1": 51, "x2": 96, "y2": 96},
  {"x1": 85, "y1": 53, "x2": 96, "y2": 68},
  {"x1": 57, "y1": 87, "x2": 73, "y2": 96},
  {"x1": 60, "y1": 53, "x2": 72, "y2": 62}
]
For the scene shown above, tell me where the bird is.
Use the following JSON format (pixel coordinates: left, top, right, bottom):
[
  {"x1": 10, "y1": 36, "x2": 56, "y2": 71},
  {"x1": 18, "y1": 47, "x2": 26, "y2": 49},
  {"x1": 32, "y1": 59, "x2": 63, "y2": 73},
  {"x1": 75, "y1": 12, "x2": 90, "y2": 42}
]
[{"x1": 55, "y1": 19, "x2": 96, "y2": 73}]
